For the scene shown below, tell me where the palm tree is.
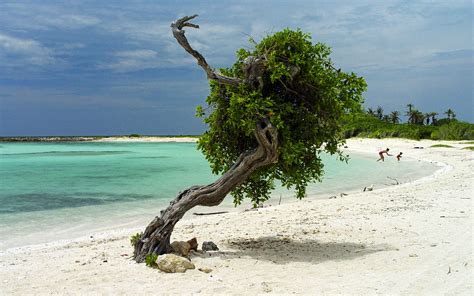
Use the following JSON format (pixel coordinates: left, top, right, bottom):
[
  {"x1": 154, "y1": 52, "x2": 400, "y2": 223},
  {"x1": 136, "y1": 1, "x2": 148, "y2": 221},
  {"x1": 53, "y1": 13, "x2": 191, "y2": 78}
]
[
  {"x1": 430, "y1": 112, "x2": 438, "y2": 125},
  {"x1": 407, "y1": 109, "x2": 415, "y2": 124},
  {"x1": 376, "y1": 106, "x2": 384, "y2": 120},
  {"x1": 445, "y1": 109, "x2": 455, "y2": 121},
  {"x1": 389, "y1": 111, "x2": 400, "y2": 124},
  {"x1": 408, "y1": 109, "x2": 424, "y2": 125},
  {"x1": 406, "y1": 103, "x2": 415, "y2": 123},
  {"x1": 382, "y1": 115, "x2": 391, "y2": 123},
  {"x1": 425, "y1": 113, "x2": 431, "y2": 125},
  {"x1": 367, "y1": 107, "x2": 376, "y2": 117},
  {"x1": 412, "y1": 110, "x2": 425, "y2": 125}
]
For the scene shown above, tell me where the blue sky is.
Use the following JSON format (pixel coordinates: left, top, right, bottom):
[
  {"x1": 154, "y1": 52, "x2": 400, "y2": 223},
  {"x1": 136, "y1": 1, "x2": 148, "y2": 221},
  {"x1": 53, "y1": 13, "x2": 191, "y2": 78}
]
[{"x1": 0, "y1": 0, "x2": 472, "y2": 136}]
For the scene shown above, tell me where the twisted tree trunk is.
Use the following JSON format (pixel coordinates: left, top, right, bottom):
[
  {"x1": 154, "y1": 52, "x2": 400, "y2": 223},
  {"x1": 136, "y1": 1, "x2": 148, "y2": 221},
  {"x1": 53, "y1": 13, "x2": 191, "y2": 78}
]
[
  {"x1": 133, "y1": 15, "x2": 278, "y2": 262},
  {"x1": 134, "y1": 119, "x2": 278, "y2": 262}
]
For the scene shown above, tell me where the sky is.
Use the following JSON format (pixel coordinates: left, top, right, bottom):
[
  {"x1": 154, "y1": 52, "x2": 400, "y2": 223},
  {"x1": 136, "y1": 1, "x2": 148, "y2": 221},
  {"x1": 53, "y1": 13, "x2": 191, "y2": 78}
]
[{"x1": 0, "y1": 0, "x2": 472, "y2": 136}]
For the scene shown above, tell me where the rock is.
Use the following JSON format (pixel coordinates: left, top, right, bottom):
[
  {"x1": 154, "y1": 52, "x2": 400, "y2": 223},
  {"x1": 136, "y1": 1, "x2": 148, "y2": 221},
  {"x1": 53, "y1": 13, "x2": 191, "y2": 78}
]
[
  {"x1": 202, "y1": 241, "x2": 219, "y2": 251},
  {"x1": 198, "y1": 267, "x2": 213, "y2": 273},
  {"x1": 170, "y1": 241, "x2": 192, "y2": 256},
  {"x1": 363, "y1": 184, "x2": 374, "y2": 192},
  {"x1": 261, "y1": 282, "x2": 272, "y2": 293},
  {"x1": 155, "y1": 254, "x2": 195, "y2": 273},
  {"x1": 187, "y1": 237, "x2": 198, "y2": 251}
]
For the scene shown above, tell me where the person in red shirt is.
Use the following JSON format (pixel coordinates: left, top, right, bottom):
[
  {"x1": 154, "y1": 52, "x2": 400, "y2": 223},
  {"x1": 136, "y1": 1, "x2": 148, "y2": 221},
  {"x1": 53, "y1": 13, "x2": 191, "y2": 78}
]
[{"x1": 377, "y1": 148, "x2": 392, "y2": 162}]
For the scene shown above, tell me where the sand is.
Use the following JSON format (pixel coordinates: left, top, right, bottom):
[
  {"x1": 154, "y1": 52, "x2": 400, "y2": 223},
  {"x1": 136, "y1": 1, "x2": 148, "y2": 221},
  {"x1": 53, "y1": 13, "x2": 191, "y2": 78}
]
[{"x1": 0, "y1": 138, "x2": 472, "y2": 295}]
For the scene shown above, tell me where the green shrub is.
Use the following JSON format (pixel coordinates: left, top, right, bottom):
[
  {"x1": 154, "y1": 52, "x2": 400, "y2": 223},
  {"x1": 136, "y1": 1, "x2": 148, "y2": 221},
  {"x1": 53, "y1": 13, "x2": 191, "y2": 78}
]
[
  {"x1": 341, "y1": 113, "x2": 473, "y2": 141},
  {"x1": 129, "y1": 134, "x2": 141, "y2": 138},
  {"x1": 430, "y1": 144, "x2": 453, "y2": 148},
  {"x1": 430, "y1": 130, "x2": 440, "y2": 140},
  {"x1": 130, "y1": 232, "x2": 143, "y2": 247},
  {"x1": 145, "y1": 253, "x2": 158, "y2": 267},
  {"x1": 437, "y1": 122, "x2": 474, "y2": 140},
  {"x1": 463, "y1": 146, "x2": 474, "y2": 151}
]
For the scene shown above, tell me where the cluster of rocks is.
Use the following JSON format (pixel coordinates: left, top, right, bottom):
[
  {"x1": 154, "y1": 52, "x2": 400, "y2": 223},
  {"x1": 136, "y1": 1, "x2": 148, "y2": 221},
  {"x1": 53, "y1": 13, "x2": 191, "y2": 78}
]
[{"x1": 154, "y1": 238, "x2": 219, "y2": 273}]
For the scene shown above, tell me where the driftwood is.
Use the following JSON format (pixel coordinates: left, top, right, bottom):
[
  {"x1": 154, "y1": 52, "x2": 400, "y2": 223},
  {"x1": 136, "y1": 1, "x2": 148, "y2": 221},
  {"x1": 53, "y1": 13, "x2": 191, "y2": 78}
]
[
  {"x1": 387, "y1": 176, "x2": 400, "y2": 185},
  {"x1": 192, "y1": 211, "x2": 229, "y2": 216}
]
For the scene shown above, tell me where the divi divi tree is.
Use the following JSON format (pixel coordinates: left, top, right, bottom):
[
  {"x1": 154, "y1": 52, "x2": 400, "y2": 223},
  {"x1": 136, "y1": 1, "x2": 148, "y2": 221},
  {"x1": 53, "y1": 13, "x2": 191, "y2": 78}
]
[{"x1": 133, "y1": 15, "x2": 367, "y2": 262}]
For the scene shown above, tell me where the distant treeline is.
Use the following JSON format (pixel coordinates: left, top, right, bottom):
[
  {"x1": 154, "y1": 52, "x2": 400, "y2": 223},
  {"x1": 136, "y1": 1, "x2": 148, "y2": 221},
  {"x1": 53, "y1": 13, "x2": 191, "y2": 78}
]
[{"x1": 342, "y1": 105, "x2": 474, "y2": 140}]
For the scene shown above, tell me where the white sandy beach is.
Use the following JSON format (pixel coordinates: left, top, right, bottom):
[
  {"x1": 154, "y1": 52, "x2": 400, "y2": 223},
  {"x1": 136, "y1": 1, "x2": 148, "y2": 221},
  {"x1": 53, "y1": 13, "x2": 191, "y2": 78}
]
[{"x1": 0, "y1": 138, "x2": 472, "y2": 295}]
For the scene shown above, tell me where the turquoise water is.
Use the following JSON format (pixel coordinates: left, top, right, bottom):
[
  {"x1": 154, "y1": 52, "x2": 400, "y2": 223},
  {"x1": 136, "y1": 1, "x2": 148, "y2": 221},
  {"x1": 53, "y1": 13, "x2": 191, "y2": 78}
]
[{"x1": 0, "y1": 142, "x2": 437, "y2": 249}]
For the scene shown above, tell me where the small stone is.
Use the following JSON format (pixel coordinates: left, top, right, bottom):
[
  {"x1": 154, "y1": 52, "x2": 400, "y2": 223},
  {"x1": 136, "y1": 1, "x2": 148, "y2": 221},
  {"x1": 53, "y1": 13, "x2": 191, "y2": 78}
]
[
  {"x1": 187, "y1": 237, "x2": 198, "y2": 251},
  {"x1": 261, "y1": 282, "x2": 272, "y2": 293},
  {"x1": 171, "y1": 241, "x2": 192, "y2": 256},
  {"x1": 198, "y1": 267, "x2": 213, "y2": 273},
  {"x1": 207, "y1": 275, "x2": 222, "y2": 282},
  {"x1": 155, "y1": 254, "x2": 195, "y2": 273},
  {"x1": 409, "y1": 253, "x2": 418, "y2": 257},
  {"x1": 202, "y1": 241, "x2": 219, "y2": 251}
]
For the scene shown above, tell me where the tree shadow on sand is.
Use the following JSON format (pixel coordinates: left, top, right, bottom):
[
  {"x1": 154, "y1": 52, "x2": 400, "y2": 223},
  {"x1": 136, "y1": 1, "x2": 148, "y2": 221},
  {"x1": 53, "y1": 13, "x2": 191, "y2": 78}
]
[{"x1": 204, "y1": 236, "x2": 394, "y2": 265}]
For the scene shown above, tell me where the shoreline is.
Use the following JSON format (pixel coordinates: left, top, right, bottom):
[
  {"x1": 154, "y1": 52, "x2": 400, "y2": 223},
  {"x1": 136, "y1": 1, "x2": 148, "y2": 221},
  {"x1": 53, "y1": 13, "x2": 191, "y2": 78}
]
[
  {"x1": 2, "y1": 154, "x2": 435, "y2": 255},
  {"x1": 0, "y1": 138, "x2": 472, "y2": 294},
  {"x1": 0, "y1": 145, "x2": 439, "y2": 253}
]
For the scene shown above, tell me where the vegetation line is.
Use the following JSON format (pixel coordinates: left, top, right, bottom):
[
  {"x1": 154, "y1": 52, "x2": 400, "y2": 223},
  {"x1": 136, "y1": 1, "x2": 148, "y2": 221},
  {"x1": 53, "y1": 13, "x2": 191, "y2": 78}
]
[{"x1": 342, "y1": 104, "x2": 473, "y2": 140}]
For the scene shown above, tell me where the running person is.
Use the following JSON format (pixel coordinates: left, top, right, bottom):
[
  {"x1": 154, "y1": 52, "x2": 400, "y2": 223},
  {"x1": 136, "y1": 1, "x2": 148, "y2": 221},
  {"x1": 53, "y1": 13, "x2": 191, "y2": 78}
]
[{"x1": 377, "y1": 148, "x2": 392, "y2": 162}]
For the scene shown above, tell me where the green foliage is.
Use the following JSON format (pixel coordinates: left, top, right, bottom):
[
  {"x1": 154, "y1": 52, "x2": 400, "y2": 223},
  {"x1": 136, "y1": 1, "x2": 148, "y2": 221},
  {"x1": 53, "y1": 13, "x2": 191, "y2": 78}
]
[
  {"x1": 145, "y1": 253, "x2": 158, "y2": 267},
  {"x1": 342, "y1": 113, "x2": 474, "y2": 141},
  {"x1": 433, "y1": 118, "x2": 452, "y2": 126},
  {"x1": 196, "y1": 29, "x2": 366, "y2": 204},
  {"x1": 129, "y1": 134, "x2": 141, "y2": 138},
  {"x1": 434, "y1": 121, "x2": 474, "y2": 140},
  {"x1": 342, "y1": 113, "x2": 435, "y2": 140},
  {"x1": 430, "y1": 144, "x2": 453, "y2": 148},
  {"x1": 130, "y1": 232, "x2": 143, "y2": 247},
  {"x1": 463, "y1": 146, "x2": 474, "y2": 151}
]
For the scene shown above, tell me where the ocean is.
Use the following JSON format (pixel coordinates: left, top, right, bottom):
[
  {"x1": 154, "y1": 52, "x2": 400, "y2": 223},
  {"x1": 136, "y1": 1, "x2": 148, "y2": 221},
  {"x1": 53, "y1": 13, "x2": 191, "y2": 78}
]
[{"x1": 0, "y1": 142, "x2": 438, "y2": 250}]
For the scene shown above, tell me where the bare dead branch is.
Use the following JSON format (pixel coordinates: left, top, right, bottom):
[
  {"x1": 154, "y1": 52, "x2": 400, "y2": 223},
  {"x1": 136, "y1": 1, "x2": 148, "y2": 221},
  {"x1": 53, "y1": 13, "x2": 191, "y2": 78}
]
[
  {"x1": 387, "y1": 176, "x2": 400, "y2": 185},
  {"x1": 171, "y1": 15, "x2": 244, "y2": 86}
]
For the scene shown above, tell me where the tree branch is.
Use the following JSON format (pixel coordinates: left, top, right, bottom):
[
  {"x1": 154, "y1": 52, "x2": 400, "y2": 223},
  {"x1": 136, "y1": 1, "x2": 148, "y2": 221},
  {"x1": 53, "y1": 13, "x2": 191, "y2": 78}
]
[
  {"x1": 171, "y1": 15, "x2": 244, "y2": 86},
  {"x1": 134, "y1": 118, "x2": 278, "y2": 262}
]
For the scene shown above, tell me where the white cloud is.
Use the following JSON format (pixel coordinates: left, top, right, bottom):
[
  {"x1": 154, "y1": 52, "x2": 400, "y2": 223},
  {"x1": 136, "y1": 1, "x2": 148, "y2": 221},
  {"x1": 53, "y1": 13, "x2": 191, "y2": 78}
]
[
  {"x1": 0, "y1": 3, "x2": 100, "y2": 30},
  {"x1": 116, "y1": 49, "x2": 157, "y2": 59},
  {"x1": 98, "y1": 49, "x2": 161, "y2": 72},
  {"x1": 0, "y1": 33, "x2": 55, "y2": 66},
  {"x1": 33, "y1": 14, "x2": 100, "y2": 29}
]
